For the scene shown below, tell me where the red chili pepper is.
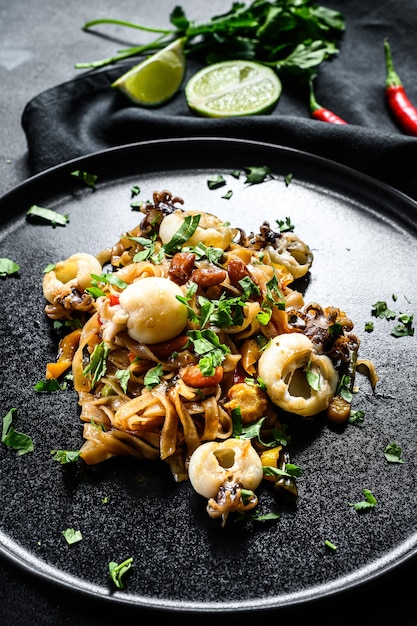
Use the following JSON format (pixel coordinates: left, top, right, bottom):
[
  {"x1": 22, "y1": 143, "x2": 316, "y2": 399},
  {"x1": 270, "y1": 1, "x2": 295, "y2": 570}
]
[
  {"x1": 309, "y1": 80, "x2": 347, "y2": 125},
  {"x1": 109, "y1": 294, "x2": 120, "y2": 306},
  {"x1": 384, "y1": 38, "x2": 417, "y2": 137}
]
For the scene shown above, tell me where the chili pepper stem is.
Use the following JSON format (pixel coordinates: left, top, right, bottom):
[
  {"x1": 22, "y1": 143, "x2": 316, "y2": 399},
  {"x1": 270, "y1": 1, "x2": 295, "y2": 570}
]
[
  {"x1": 309, "y1": 79, "x2": 321, "y2": 113},
  {"x1": 384, "y1": 38, "x2": 402, "y2": 88}
]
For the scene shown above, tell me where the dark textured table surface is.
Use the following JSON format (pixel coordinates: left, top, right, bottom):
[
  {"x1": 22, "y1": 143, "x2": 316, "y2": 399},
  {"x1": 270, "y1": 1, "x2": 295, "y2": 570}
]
[{"x1": 1, "y1": 1, "x2": 416, "y2": 624}]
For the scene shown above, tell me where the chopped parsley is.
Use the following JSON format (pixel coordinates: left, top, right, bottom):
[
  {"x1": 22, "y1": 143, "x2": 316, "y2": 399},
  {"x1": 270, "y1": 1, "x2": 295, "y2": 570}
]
[
  {"x1": 70, "y1": 169, "x2": 97, "y2": 190},
  {"x1": 83, "y1": 341, "x2": 110, "y2": 387},
  {"x1": 207, "y1": 174, "x2": 226, "y2": 190},
  {"x1": 348, "y1": 488, "x2": 377, "y2": 511},
  {"x1": 51, "y1": 449, "x2": 80, "y2": 464},
  {"x1": 1, "y1": 408, "x2": 34, "y2": 455},
  {"x1": 244, "y1": 165, "x2": 273, "y2": 185},
  {"x1": 384, "y1": 442, "x2": 404, "y2": 464},
  {"x1": 62, "y1": 528, "x2": 83, "y2": 545},
  {"x1": 26, "y1": 205, "x2": 69, "y2": 227},
  {"x1": 0, "y1": 258, "x2": 20, "y2": 277},
  {"x1": 324, "y1": 539, "x2": 337, "y2": 552},
  {"x1": 109, "y1": 557, "x2": 133, "y2": 589}
]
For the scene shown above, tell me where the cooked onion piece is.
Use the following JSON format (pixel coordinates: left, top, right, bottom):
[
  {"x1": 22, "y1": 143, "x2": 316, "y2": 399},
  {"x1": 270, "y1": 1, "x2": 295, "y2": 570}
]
[
  {"x1": 118, "y1": 276, "x2": 188, "y2": 344},
  {"x1": 258, "y1": 333, "x2": 338, "y2": 416},
  {"x1": 159, "y1": 209, "x2": 235, "y2": 250}
]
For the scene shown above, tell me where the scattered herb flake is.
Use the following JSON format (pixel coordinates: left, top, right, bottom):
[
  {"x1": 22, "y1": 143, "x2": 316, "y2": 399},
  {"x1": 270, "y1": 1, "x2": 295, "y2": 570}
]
[
  {"x1": 26, "y1": 205, "x2": 69, "y2": 227},
  {"x1": 51, "y1": 449, "x2": 80, "y2": 464},
  {"x1": 348, "y1": 409, "x2": 365, "y2": 425},
  {"x1": 34, "y1": 378, "x2": 67, "y2": 392},
  {"x1": 348, "y1": 488, "x2": 377, "y2": 511},
  {"x1": 244, "y1": 165, "x2": 273, "y2": 185},
  {"x1": 0, "y1": 258, "x2": 20, "y2": 277},
  {"x1": 109, "y1": 557, "x2": 133, "y2": 589},
  {"x1": 372, "y1": 300, "x2": 396, "y2": 320},
  {"x1": 1, "y1": 408, "x2": 34, "y2": 455},
  {"x1": 391, "y1": 313, "x2": 414, "y2": 337},
  {"x1": 364, "y1": 321, "x2": 374, "y2": 332},
  {"x1": 222, "y1": 189, "x2": 233, "y2": 199},
  {"x1": 284, "y1": 173, "x2": 293, "y2": 186},
  {"x1": 207, "y1": 174, "x2": 226, "y2": 190},
  {"x1": 324, "y1": 539, "x2": 337, "y2": 552},
  {"x1": 71, "y1": 169, "x2": 97, "y2": 189},
  {"x1": 276, "y1": 216, "x2": 294, "y2": 233},
  {"x1": 384, "y1": 442, "x2": 404, "y2": 464},
  {"x1": 62, "y1": 528, "x2": 83, "y2": 545},
  {"x1": 144, "y1": 363, "x2": 164, "y2": 389},
  {"x1": 130, "y1": 184, "x2": 141, "y2": 197}
]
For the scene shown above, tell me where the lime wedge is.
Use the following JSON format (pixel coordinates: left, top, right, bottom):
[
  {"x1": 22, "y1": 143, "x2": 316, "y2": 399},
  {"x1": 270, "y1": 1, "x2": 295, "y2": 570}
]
[
  {"x1": 185, "y1": 60, "x2": 282, "y2": 118},
  {"x1": 112, "y1": 38, "x2": 186, "y2": 107}
]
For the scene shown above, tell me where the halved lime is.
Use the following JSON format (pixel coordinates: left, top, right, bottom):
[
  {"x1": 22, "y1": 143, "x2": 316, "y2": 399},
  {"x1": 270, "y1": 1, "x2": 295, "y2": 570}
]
[
  {"x1": 112, "y1": 38, "x2": 186, "y2": 107},
  {"x1": 185, "y1": 60, "x2": 282, "y2": 118}
]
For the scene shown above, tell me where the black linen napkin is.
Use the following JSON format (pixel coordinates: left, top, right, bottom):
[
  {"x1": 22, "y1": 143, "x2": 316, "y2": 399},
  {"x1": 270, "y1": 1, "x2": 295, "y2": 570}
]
[{"x1": 21, "y1": 0, "x2": 417, "y2": 200}]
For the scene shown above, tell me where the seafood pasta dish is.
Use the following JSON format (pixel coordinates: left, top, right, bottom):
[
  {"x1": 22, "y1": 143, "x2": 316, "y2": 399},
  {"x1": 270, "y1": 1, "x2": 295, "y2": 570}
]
[{"x1": 43, "y1": 190, "x2": 364, "y2": 526}]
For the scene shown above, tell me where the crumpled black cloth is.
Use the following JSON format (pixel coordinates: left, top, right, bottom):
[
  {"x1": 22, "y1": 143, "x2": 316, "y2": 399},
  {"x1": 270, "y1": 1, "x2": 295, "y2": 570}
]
[{"x1": 21, "y1": 0, "x2": 417, "y2": 200}]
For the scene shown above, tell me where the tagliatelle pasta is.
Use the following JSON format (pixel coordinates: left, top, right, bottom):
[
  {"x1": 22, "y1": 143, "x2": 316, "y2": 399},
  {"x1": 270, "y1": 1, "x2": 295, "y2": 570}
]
[{"x1": 43, "y1": 189, "x2": 367, "y2": 525}]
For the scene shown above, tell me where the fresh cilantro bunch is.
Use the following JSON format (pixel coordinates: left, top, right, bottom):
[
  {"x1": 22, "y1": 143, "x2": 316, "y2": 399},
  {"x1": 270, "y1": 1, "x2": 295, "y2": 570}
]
[{"x1": 76, "y1": 0, "x2": 345, "y2": 81}]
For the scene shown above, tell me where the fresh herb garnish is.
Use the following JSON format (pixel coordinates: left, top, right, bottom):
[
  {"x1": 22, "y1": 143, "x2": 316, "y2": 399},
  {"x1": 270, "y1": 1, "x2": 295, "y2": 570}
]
[
  {"x1": 163, "y1": 214, "x2": 201, "y2": 255},
  {"x1": 83, "y1": 341, "x2": 110, "y2": 387},
  {"x1": 276, "y1": 216, "x2": 294, "y2": 233},
  {"x1": 348, "y1": 488, "x2": 377, "y2": 511},
  {"x1": 109, "y1": 557, "x2": 133, "y2": 589},
  {"x1": 51, "y1": 449, "x2": 81, "y2": 464},
  {"x1": 1, "y1": 408, "x2": 34, "y2": 455},
  {"x1": 207, "y1": 174, "x2": 226, "y2": 190},
  {"x1": 324, "y1": 539, "x2": 337, "y2": 552},
  {"x1": 0, "y1": 258, "x2": 20, "y2": 277},
  {"x1": 71, "y1": 169, "x2": 97, "y2": 190},
  {"x1": 76, "y1": 1, "x2": 345, "y2": 85},
  {"x1": 384, "y1": 442, "x2": 404, "y2": 464},
  {"x1": 244, "y1": 165, "x2": 273, "y2": 185},
  {"x1": 26, "y1": 205, "x2": 69, "y2": 227},
  {"x1": 144, "y1": 363, "x2": 164, "y2": 389},
  {"x1": 34, "y1": 378, "x2": 67, "y2": 392},
  {"x1": 62, "y1": 528, "x2": 83, "y2": 545}
]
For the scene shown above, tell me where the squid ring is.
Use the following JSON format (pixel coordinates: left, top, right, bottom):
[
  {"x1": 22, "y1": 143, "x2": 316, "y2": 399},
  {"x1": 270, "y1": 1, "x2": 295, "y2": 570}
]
[{"x1": 258, "y1": 332, "x2": 338, "y2": 417}]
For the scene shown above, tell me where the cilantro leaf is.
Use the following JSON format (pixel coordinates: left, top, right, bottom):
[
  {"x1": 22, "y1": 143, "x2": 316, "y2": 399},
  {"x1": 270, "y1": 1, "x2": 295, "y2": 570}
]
[
  {"x1": 207, "y1": 174, "x2": 226, "y2": 190},
  {"x1": 348, "y1": 488, "x2": 377, "y2": 511},
  {"x1": 62, "y1": 528, "x2": 83, "y2": 545},
  {"x1": 70, "y1": 169, "x2": 97, "y2": 189},
  {"x1": 1, "y1": 408, "x2": 34, "y2": 455},
  {"x1": 109, "y1": 557, "x2": 133, "y2": 589},
  {"x1": 51, "y1": 449, "x2": 81, "y2": 464},
  {"x1": 244, "y1": 165, "x2": 273, "y2": 185},
  {"x1": 0, "y1": 258, "x2": 20, "y2": 277},
  {"x1": 26, "y1": 205, "x2": 69, "y2": 227},
  {"x1": 83, "y1": 341, "x2": 110, "y2": 387},
  {"x1": 384, "y1": 442, "x2": 404, "y2": 464},
  {"x1": 163, "y1": 214, "x2": 201, "y2": 255}
]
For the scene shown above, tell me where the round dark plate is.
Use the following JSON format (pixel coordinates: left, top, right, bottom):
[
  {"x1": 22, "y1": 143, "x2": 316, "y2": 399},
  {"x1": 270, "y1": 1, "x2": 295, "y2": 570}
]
[{"x1": 1, "y1": 137, "x2": 416, "y2": 614}]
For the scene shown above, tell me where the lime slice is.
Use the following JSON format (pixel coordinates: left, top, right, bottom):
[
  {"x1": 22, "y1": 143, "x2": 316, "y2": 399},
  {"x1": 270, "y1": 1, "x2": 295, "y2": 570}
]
[
  {"x1": 112, "y1": 38, "x2": 186, "y2": 107},
  {"x1": 185, "y1": 60, "x2": 282, "y2": 118}
]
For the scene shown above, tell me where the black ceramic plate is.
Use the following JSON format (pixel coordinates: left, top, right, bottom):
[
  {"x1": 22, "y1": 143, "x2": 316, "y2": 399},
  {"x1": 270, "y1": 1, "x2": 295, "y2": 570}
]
[{"x1": 1, "y1": 138, "x2": 417, "y2": 615}]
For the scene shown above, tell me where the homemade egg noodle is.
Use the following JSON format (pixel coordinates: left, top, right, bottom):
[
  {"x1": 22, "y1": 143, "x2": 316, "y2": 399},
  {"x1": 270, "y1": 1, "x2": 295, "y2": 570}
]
[{"x1": 43, "y1": 190, "x2": 368, "y2": 526}]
